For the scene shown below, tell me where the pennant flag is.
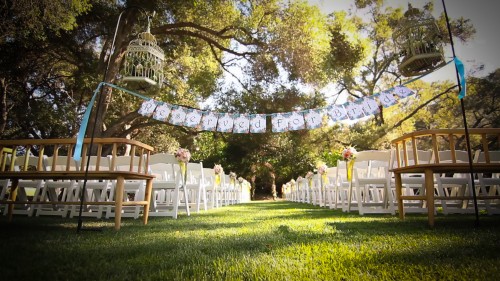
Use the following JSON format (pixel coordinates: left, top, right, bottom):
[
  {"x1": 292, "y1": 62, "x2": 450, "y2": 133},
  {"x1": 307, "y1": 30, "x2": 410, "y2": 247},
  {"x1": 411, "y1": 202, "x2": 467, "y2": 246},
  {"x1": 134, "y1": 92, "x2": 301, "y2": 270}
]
[
  {"x1": 454, "y1": 57, "x2": 466, "y2": 99},
  {"x1": 271, "y1": 113, "x2": 289, "y2": 132},
  {"x1": 249, "y1": 114, "x2": 266, "y2": 133},
  {"x1": 345, "y1": 101, "x2": 365, "y2": 120},
  {"x1": 378, "y1": 91, "x2": 398, "y2": 108},
  {"x1": 153, "y1": 103, "x2": 171, "y2": 121},
  {"x1": 361, "y1": 96, "x2": 380, "y2": 116},
  {"x1": 393, "y1": 85, "x2": 415, "y2": 98},
  {"x1": 138, "y1": 99, "x2": 157, "y2": 117},
  {"x1": 184, "y1": 108, "x2": 203, "y2": 129},
  {"x1": 288, "y1": 111, "x2": 305, "y2": 131},
  {"x1": 201, "y1": 111, "x2": 218, "y2": 131},
  {"x1": 169, "y1": 105, "x2": 187, "y2": 125},
  {"x1": 327, "y1": 105, "x2": 348, "y2": 121},
  {"x1": 217, "y1": 113, "x2": 234, "y2": 132},
  {"x1": 232, "y1": 114, "x2": 250, "y2": 133},
  {"x1": 304, "y1": 109, "x2": 323, "y2": 129}
]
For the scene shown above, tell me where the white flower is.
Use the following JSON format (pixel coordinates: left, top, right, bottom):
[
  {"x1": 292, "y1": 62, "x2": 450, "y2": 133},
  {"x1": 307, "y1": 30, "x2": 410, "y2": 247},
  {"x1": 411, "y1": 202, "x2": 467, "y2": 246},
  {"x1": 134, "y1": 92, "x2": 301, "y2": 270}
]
[{"x1": 175, "y1": 148, "x2": 191, "y2": 163}]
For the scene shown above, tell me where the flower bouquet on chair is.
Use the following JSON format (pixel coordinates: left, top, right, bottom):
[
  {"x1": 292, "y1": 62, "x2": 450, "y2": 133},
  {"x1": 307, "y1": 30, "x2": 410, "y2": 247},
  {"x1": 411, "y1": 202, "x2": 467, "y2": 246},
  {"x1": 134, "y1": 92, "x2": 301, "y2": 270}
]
[
  {"x1": 317, "y1": 162, "x2": 328, "y2": 207},
  {"x1": 214, "y1": 164, "x2": 223, "y2": 188},
  {"x1": 341, "y1": 146, "x2": 357, "y2": 211},
  {"x1": 175, "y1": 148, "x2": 191, "y2": 186}
]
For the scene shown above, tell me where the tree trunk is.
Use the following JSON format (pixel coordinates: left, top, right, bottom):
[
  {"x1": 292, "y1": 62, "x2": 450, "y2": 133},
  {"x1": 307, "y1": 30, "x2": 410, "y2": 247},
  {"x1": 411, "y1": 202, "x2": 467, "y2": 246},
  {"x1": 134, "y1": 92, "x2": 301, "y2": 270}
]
[{"x1": 0, "y1": 78, "x2": 8, "y2": 136}]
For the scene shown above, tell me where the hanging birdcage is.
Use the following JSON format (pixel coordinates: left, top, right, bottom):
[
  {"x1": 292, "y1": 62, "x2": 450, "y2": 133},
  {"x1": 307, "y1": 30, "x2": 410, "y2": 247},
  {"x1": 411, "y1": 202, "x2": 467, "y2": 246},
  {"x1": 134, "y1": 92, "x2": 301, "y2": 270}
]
[
  {"x1": 122, "y1": 20, "x2": 165, "y2": 87},
  {"x1": 393, "y1": 5, "x2": 446, "y2": 77}
]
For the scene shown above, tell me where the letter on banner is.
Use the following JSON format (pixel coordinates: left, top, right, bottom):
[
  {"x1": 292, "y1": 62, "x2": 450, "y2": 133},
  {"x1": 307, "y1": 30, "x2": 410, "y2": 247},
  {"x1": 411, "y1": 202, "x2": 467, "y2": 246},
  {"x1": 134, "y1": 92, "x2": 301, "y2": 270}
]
[
  {"x1": 327, "y1": 105, "x2": 348, "y2": 121},
  {"x1": 378, "y1": 91, "x2": 397, "y2": 108},
  {"x1": 232, "y1": 114, "x2": 250, "y2": 134},
  {"x1": 184, "y1": 109, "x2": 202, "y2": 129},
  {"x1": 201, "y1": 112, "x2": 218, "y2": 131},
  {"x1": 393, "y1": 85, "x2": 414, "y2": 98},
  {"x1": 288, "y1": 111, "x2": 305, "y2": 131},
  {"x1": 138, "y1": 99, "x2": 157, "y2": 117},
  {"x1": 217, "y1": 113, "x2": 234, "y2": 132},
  {"x1": 153, "y1": 103, "x2": 171, "y2": 121},
  {"x1": 361, "y1": 96, "x2": 380, "y2": 116},
  {"x1": 250, "y1": 114, "x2": 266, "y2": 133},
  {"x1": 272, "y1": 113, "x2": 289, "y2": 132},
  {"x1": 304, "y1": 109, "x2": 323, "y2": 129},
  {"x1": 345, "y1": 101, "x2": 365, "y2": 120},
  {"x1": 169, "y1": 105, "x2": 187, "y2": 125}
]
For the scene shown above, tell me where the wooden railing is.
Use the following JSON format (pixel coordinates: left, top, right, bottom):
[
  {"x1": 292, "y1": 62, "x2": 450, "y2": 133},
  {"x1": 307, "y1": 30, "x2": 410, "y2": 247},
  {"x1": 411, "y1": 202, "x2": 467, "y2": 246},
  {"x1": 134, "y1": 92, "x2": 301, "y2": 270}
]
[
  {"x1": 0, "y1": 138, "x2": 155, "y2": 230},
  {"x1": 391, "y1": 128, "x2": 500, "y2": 227}
]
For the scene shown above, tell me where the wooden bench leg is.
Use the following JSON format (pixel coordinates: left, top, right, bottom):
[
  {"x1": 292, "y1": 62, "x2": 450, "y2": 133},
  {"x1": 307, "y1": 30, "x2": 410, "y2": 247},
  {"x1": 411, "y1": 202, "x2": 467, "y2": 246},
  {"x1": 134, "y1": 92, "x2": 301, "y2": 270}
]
[
  {"x1": 425, "y1": 169, "x2": 435, "y2": 227},
  {"x1": 142, "y1": 179, "x2": 152, "y2": 225},
  {"x1": 114, "y1": 176, "x2": 124, "y2": 231},
  {"x1": 395, "y1": 173, "x2": 404, "y2": 220},
  {"x1": 7, "y1": 179, "x2": 19, "y2": 222}
]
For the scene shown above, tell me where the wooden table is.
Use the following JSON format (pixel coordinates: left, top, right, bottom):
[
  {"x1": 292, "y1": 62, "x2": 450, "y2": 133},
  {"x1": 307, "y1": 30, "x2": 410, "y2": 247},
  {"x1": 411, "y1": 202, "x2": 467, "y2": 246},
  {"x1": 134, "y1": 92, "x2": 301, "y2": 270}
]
[
  {"x1": 391, "y1": 128, "x2": 500, "y2": 227},
  {"x1": 0, "y1": 171, "x2": 154, "y2": 230},
  {"x1": 392, "y1": 163, "x2": 500, "y2": 227},
  {"x1": 0, "y1": 137, "x2": 155, "y2": 230}
]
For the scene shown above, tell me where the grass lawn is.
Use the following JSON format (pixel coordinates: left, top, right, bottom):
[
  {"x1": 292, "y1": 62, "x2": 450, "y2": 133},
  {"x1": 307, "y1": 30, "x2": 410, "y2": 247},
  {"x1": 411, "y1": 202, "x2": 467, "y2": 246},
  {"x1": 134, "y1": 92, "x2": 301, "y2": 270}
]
[{"x1": 1, "y1": 201, "x2": 499, "y2": 281}]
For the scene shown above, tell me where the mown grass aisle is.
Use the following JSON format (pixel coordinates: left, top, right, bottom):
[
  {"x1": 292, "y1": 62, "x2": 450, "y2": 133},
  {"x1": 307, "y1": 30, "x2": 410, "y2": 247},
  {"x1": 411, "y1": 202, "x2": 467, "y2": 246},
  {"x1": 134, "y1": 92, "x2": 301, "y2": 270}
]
[{"x1": 1, "y1": 201, "x2": 500, "y2": 280}]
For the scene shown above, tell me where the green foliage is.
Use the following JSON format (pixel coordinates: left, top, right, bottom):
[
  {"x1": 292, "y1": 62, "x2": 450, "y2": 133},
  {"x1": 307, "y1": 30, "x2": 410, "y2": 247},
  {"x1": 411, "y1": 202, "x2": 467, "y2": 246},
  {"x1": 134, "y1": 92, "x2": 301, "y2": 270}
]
[{"x1": 2, "y1": 202, "x2": 500, "y2": 280}]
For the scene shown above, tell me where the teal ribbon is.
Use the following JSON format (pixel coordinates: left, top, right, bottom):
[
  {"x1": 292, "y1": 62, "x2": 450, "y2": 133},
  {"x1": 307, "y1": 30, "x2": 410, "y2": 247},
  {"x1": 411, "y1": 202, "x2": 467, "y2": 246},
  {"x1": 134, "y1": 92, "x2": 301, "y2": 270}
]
[
  {"x1": 72, "y1": 82, "x2": 151, "y2": 162},
  {"x1": 454, "y1": 57, "x2": 466, "y2": 99}
]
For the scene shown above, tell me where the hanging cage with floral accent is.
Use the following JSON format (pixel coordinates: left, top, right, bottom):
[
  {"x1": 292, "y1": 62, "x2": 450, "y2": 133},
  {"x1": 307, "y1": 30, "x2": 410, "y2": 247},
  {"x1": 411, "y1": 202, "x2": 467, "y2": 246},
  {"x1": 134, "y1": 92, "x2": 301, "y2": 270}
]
[
  {"x1": 392, "y1": 4, "x2": 446, "y2": 77},
  {"x1": 122, "y1": 16, "x2": 165, "y2": 87}
]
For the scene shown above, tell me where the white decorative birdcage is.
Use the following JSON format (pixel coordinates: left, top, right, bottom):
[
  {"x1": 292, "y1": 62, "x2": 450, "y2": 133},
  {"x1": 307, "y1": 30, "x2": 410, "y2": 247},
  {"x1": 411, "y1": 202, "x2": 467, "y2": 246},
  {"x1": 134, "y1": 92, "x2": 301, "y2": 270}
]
[
  {"x1": 122, "y1": 21, "x2": 165, "y2": 87},
  {"x1": 393, "y1": 5, "x2": 446, "y2": 77}
]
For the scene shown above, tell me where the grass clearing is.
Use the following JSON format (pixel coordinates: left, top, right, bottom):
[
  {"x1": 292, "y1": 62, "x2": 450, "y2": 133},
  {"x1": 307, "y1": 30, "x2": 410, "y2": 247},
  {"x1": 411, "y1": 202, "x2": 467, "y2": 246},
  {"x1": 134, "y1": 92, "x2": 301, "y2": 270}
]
[{"x1": 1, "y1": 201, "x2": 499, "y2": 280}]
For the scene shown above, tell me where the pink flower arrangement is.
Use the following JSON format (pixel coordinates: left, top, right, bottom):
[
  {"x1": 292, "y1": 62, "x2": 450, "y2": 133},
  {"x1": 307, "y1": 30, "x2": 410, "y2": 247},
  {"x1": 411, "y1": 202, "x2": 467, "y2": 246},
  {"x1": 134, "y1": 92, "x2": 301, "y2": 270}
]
[
  {"x1": 214, "y1": 164, "x2": 223, "y2": 175},
  {"x1": 175, "y1": 148, "x2": 191, "y2": 163},
  {"x1": 305, "y1": 171, "x2": 314, "y2": 179},
  {"x1": 317, "y1": 164, "x2": 328, "y2": 175},
  {"x1": 342, "y1": 146, "x2": 357, "y2": 161},
  {"x1": 229, "y1": 172, "x2": 237, "y2": 179}
]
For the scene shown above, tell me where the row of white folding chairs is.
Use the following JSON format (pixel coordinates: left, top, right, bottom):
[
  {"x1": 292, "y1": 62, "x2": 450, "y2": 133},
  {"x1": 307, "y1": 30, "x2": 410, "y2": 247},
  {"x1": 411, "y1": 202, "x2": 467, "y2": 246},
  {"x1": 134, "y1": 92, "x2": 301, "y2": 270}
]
[
  {"x1": 284, "y1": 149, "x2": 500, "y2": 215},
  {"x1": 284, "y1": 150, "x2": 396, "y2": 215},
  {"x1": 147, "y1": 153, "x2": 248, "y2": 219},
  {"x1": 0, "y1": 154, "x2": 147, "y2": 219}
]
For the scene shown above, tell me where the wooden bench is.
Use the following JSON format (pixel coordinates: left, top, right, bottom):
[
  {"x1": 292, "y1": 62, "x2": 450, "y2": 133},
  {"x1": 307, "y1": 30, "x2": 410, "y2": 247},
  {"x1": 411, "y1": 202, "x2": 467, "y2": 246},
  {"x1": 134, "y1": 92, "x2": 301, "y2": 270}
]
[
  {"x1": 0, "y1": 138, "x2": 155, "y2": 230},
  {"x1": 391, "y1": 128, "x2": 500, "y2": 227}
]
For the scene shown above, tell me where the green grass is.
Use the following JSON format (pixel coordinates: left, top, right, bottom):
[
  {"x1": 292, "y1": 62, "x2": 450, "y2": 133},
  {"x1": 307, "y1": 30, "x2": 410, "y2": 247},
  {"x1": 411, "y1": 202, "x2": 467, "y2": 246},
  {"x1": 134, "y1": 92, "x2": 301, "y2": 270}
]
[{"x1": 1, "y1": 201, "x2": 500, "y2": 281}]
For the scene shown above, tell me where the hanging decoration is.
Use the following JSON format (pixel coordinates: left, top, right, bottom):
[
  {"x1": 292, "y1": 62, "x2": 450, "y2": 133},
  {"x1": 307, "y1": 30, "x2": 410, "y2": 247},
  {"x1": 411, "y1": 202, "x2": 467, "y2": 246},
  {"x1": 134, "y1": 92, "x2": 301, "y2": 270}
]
[
  {"x1": 392, "y1": 4, "x2": 446, "y2": 77},
  {"x1": 73, "y1": 58, "x2": 459, "y2": 162},
  {"x1": 122, "y1": 14, "x2": 165, "y2": 88}
]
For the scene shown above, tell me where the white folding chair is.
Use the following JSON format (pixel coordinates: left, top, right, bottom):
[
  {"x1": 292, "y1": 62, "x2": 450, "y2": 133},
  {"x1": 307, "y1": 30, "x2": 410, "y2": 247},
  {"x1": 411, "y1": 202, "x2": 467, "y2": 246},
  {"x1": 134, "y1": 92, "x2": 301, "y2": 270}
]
[
  {"x1": 69, "y1": 156, "x2": 111, "y2": 219},
  {"x1": 474, "y1": 151, "x2": 500, "y2": 214},
  {"x1": 36, "y1": 155, "x2": 77, "y2": 217},
  {"x1": 184, "y1": 162, "x2": 208, "y2": 212},
  {"x1": 434, "y1": 150, "x2": 475, "y2": 214},
  {"x1": 325, "y1": 167, "x2": 338, "y2": 209},
  {"x1": 398, "y1": 149, "x2": 434, "y2": 214},
  {"x1": 148, "y1": 153, "x2": 189, "y2": 218},
  {"x1": 203, "y1": 167, "x2": 219, "y2": 209},
  {"x1": 106, "y1": 155, "x2": 146, "y2": 219},
  {"x1": 352, "y1": 150, "x2": 395, "y2": 215},
  {"x1": 3, "y1": 155, "x2": 45, "y2": 217}
]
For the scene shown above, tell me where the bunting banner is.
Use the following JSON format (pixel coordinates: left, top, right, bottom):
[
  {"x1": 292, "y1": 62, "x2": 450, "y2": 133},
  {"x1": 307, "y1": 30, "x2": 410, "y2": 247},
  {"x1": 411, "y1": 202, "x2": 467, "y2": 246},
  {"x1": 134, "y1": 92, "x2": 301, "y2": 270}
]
[
  {"x1": 288, "y1": 111, "x2": 306, "y2": 131},
  {"x1": 138, "y1": 99, "x2": 157, "y2": 117},
  {"x1": 233, "y1": 114, "x2": 250, "y2": 134},
  {"x1": 271, "y1": 113, "x2": 289, "y2": 132},
  {"x1": 327, "y1": 105, "x2": 348, "y2": 121},
  {"x1": 249, "y1": 114, "x2": 266, "y2": 133},
  {"x1": 217, "y1": 113, "x2": 234, "y2": 132},
  {"x1": 201, "y1": 111, "x2": 218, "y2": 131},
  {"x1": 184, "y1": 108, "x2": 203, "y2": 129},
  {"x1": 378, "y1": 91, "x2": 398, "y2": 108},
  {"x1": 153, "y1": 102, "x2": 171, "y2": 122},
  {"x1": 169, "y1": 105, "x2": 187, "y2": 125},
  {"x1": 75, "y1": 60, "x2": 458, "y2": 160},
  {"x1": 304, "y1": 109, "x2": 323, "y2": 129}
]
